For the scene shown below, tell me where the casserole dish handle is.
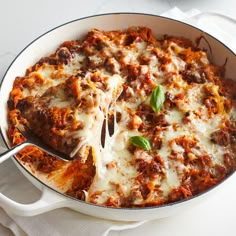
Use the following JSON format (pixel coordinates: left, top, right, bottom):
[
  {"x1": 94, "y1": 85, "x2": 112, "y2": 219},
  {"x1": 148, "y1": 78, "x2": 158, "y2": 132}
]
[{"x1": 0, "y1": 187, "x2": 69, "y2": 216}]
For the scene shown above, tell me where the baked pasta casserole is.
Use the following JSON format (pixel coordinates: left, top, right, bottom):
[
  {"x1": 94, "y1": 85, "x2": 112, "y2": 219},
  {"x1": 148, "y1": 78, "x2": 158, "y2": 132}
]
[{"x1": 7, "y1": 27, "x2": 236, "y2": 207}]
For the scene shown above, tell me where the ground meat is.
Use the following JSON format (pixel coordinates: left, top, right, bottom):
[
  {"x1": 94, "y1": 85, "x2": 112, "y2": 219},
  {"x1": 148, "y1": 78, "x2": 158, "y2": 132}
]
[
  {"x1": 153, "y1": 114, "x2": 169, "y2": 127},
  {"x1": 223, "y1": 153, "x2": 236, "y2": 173},
  {"x1": 164, "y1": 92, "x2": 176, "y2": 109},
  {"x1": 37, "y1": 158, "x2": 58, "y2": 173},
  {"x1": 56, "y1": 47, "x2": 72, "y2": 65},
  {"x1": 139, "y1": 184, "x2": 150, "y2": 200},
  {"x1": 211, "y1": 129, "x2": 230, "y2": 146},
  {"x1": 37, "y1": 56, "x2": 59, "y2": 66},
  {"x1": 105, "y1": 57, "x2": 120, "y2": 74},
  {"x1": 181, "y1": 70, "x2": 206, "y2": 84},
  {"x1": 136, "y1": 159, "x2": 162, "y2": 176}
]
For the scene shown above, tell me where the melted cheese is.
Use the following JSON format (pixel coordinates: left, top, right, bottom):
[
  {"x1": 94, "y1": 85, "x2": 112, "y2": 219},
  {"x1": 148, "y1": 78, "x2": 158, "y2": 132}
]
[{"x1": 12, "y1": 27, "x2": 236, "y2": 207}]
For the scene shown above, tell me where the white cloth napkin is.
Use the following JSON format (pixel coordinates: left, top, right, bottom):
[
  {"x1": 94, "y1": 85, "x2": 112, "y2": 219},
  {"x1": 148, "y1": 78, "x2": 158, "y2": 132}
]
[{"x1": 0, "y1": 7, "x2": 236, "y2": 236}]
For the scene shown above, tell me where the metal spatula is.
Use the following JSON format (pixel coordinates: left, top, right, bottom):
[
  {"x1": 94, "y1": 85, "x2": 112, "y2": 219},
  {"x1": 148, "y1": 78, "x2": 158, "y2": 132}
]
[{"x1": 0, "y1": 125, "x2": 72, "y2": 164}]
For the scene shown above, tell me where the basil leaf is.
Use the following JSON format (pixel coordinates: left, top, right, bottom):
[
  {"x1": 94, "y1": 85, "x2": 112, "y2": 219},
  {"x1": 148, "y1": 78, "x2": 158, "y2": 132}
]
[
  {"x1": 130, "y1": 136, "x2": 152, "y2": 151},
  {"x1": 150, "y1": 85, "x2": 165, "y2": 112}
]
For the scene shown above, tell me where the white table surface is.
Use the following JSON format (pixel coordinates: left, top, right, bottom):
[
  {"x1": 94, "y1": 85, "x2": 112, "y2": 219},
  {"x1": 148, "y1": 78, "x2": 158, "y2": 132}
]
[{"x1": 0, "y1": 0, "x2": 236, "y2": 236}]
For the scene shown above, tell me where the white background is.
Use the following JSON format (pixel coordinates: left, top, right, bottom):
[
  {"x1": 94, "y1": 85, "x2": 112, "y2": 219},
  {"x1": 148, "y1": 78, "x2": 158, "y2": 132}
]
[{"x1": 0, "y1": 0, "x2": 236, "y2": 235}]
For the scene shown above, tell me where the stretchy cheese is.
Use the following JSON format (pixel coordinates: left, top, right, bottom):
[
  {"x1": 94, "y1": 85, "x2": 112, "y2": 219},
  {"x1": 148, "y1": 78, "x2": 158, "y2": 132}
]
[{"x1": 7, "y1": 27, "x2": 236, "y2": 207}]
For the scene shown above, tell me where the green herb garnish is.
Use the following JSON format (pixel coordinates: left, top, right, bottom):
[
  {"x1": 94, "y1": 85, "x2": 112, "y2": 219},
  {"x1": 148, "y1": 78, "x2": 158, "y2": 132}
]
[
  {"x1": 130, "y1": 136, "x2": 152, "y2": 151},
  {"x1": 150, "y1": 85, "x2": 165, "y2": 112}
]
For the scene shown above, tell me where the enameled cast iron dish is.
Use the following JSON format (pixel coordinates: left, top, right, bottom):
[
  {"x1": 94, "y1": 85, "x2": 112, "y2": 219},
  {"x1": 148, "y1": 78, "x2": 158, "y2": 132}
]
[{"x1": 0, "y1": 13, "x2": 235, "y2": 221}]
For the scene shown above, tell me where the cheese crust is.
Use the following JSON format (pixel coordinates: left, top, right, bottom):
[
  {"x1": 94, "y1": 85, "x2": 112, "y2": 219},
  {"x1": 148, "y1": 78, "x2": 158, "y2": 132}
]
[{"x1": 7, "y1": 27, "x2": 236, "y2": 207}]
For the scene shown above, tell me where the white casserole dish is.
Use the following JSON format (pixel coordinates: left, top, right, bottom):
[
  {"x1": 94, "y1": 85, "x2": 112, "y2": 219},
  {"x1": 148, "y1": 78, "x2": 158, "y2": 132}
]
[{"x1": 0, "y1": 13, "x2": 235, "y2": 221}]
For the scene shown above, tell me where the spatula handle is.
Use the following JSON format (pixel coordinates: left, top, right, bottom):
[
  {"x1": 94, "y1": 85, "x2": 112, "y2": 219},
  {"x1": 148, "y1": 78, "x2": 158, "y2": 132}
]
[{"x1": 0, "y1": 142, "x2": 30, "y2": 164}]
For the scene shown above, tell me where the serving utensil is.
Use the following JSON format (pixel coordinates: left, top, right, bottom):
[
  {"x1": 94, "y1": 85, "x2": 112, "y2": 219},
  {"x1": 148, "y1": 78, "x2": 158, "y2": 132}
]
[{"x1": 0, "y1": 125, "x2": 72, "y2": 163}]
